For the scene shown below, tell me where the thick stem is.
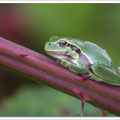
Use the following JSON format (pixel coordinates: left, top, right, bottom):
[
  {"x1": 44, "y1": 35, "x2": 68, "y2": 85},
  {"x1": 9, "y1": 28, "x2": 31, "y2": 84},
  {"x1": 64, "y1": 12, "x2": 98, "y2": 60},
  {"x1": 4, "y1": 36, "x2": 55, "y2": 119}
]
[{"x1": 0, "y1": 37, "x2": 120, "y2": 116}]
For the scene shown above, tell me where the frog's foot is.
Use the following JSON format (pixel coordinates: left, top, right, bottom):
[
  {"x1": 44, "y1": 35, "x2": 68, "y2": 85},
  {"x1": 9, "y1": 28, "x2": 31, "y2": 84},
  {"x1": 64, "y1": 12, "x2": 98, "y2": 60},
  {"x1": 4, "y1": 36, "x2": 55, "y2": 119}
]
[
  {"x1": 75, "y1": 74, "x2": 91, "y2": 81},
  {"x1": 75, "y1": 69, "x2": 92, "y2": 81}
]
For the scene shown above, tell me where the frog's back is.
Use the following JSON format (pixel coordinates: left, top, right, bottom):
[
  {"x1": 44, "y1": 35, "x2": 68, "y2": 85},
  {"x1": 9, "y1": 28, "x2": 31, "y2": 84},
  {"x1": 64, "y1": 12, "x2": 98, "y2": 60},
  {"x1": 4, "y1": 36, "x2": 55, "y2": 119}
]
[
  {"x1": 81, "y1": 41, "x2": 113, "y2": 68},
  {"x1": 69, "y1": 39, "x2": 113, "y2": 69}
]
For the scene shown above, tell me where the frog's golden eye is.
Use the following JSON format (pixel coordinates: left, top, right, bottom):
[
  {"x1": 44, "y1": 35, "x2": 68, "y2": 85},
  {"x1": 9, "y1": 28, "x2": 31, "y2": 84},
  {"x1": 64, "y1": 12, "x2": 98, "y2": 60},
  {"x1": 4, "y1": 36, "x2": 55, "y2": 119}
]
[{"x1": 58, "y1": 40, "x2": 67, "y2": 47}]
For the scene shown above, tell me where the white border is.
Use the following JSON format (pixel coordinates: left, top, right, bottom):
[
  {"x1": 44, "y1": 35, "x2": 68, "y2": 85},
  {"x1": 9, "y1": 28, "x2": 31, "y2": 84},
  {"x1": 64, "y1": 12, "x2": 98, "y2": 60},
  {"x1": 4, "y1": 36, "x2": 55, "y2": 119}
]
[
  {"x1": 0, "y1": 1, "x2": 119, "y2": 120},
  {"x1": 0, "y1": 1, "x2": 120, "y2": 3}
]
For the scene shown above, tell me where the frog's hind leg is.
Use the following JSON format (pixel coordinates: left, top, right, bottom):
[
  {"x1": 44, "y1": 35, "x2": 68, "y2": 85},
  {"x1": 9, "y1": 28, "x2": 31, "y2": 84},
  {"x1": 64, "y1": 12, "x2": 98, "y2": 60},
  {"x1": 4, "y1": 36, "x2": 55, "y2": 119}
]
[{"x1": 91, "y1": 63, "x2": 120, "y2": 86}]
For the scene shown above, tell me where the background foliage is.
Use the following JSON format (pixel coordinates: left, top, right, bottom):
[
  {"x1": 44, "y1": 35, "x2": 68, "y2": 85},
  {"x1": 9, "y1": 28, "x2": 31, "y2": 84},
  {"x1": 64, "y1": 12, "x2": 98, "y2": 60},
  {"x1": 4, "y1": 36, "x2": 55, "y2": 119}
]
[{"x1": 0, "y1": 4, "x2": 119, "y2": 116}]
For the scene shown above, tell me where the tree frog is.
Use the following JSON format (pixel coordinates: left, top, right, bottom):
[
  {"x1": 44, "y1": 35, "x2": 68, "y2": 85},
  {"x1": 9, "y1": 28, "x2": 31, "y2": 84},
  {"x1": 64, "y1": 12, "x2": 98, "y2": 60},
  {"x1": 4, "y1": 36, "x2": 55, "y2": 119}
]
[{"x1": 45, "y1": 36, "x2": 120, "y2": 86}]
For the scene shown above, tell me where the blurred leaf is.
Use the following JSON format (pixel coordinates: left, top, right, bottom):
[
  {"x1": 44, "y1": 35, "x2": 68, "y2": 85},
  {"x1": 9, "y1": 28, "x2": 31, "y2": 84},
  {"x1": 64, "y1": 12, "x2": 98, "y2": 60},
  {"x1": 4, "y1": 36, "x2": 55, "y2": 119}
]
[{"x1": 0, "y1": 85, "x2": 116, "y2": 116}]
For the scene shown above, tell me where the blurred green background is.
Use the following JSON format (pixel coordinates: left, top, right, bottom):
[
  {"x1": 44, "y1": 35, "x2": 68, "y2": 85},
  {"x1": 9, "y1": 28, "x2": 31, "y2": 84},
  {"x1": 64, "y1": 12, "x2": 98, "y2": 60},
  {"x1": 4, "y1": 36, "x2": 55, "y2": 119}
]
[{"x1": 0, "y1": 4, "x2": 119, "y2": 116}]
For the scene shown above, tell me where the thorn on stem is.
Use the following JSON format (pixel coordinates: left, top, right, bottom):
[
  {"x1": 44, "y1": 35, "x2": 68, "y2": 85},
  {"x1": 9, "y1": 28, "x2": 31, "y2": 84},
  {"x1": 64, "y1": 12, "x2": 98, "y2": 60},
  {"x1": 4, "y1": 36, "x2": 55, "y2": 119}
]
[
  {"x1": 19, "y1": 54, "x2": 28, "y2": 58},
  {"x1": 72, "y1": 89, "x2": 86, "y2": 117},
  {"x1": 80, "y1": 96, "x2": 85, "y2": 117}
]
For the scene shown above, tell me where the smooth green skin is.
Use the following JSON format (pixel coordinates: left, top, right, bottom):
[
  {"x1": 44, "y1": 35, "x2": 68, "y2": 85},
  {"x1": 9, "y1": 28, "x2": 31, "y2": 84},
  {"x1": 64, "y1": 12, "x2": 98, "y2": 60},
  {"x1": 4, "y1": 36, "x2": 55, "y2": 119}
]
[{"x1": 45, "y1": 36, "x2": 120, "y2": 86}]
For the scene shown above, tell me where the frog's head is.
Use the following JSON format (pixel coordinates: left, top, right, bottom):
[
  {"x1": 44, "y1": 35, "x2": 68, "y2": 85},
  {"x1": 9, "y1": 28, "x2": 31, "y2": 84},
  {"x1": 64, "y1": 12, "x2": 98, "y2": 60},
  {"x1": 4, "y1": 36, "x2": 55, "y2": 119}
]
[{"x1": 45, "y1": 36, "x2": 80, "y2": 62}]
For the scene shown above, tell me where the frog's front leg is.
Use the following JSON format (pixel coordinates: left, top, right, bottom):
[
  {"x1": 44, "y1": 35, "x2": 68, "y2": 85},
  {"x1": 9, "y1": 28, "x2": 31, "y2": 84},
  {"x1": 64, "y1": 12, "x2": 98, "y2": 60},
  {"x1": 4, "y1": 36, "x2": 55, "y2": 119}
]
[
  {"x1": 68, "y1": 60, "x2": 89, "y2": 75},
  {"x1": 91, "y1": 63, "x2": 120, "y2": 86}
]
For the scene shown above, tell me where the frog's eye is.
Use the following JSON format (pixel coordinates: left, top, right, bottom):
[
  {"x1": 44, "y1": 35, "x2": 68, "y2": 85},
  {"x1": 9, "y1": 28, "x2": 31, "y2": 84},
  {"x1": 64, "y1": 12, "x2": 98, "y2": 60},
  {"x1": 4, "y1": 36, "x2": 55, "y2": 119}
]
[
  {"x1": 58, "y1": 40, "x2": 67, "y2": 47},
  {"x1": 48, "y1": 43, "x2": 51, "y2": 45}
]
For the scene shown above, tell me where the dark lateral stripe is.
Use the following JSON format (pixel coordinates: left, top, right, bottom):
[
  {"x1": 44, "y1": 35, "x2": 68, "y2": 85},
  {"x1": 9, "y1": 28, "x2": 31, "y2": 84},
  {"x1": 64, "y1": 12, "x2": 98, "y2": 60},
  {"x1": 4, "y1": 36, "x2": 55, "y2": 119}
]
[
  {"x1": 67, "y1": 43, "x2": 81, "y2": 54},
  {"x1": 67, "y1": 43, "x2": 91, "y2": 67}
]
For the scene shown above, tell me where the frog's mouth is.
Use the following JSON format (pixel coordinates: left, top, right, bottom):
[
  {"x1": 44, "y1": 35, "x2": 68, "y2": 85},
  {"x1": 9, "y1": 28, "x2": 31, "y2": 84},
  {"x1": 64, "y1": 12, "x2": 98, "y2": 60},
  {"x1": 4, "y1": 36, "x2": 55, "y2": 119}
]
[{"x1": 47, "y1": 51, "x2": 68, "y2": 55}]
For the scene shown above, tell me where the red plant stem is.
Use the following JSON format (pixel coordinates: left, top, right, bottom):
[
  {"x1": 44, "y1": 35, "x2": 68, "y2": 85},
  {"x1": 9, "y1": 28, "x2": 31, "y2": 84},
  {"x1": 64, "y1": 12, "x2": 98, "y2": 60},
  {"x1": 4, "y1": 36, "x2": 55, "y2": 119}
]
[{"x1": 0, "y1": 37, "x2": 120, "y2": 116}]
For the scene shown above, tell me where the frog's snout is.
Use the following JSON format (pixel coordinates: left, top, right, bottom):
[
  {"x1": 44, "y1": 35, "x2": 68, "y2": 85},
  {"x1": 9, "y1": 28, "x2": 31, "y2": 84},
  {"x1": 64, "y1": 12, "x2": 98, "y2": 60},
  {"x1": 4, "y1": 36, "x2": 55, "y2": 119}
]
[{"x1": 45, "y1": 42, "x2": 58, "y2": 52}]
